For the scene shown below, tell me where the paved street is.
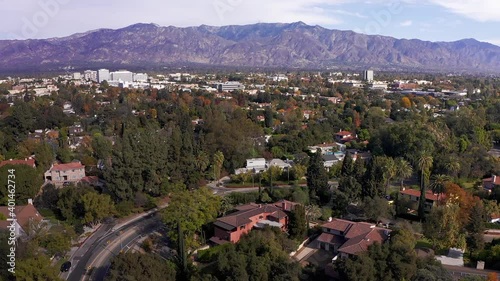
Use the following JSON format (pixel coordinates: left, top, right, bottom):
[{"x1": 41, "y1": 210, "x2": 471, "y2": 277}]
[
  {"x1": 65, "y1": 202, "x2": 169, "y2": 281},
  {"x1": 86, "y1": 216, "x2": 161, "y2": 281}
]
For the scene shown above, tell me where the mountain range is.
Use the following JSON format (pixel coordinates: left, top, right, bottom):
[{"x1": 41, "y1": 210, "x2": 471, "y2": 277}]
[{"x1": 0, "y1": 22, "x2": 499, "y2": 73}]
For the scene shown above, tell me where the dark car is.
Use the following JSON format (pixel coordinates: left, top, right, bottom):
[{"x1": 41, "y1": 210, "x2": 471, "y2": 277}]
[{"x1": 61, "y1": 261, "x2": 71, "y2": 272}]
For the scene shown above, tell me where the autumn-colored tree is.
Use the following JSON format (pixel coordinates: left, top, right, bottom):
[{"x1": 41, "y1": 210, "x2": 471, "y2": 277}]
[
  {"x1": 444, "y1": 182, "x2": 475, "y2": 225},
  {"x1": 401, "y1": 96, "x2": 412, "y2": 108},
  {"x1": 353, "y1": 111, "x2": 361, "y2": 128},
  {"x1": 488, "y1": 272, "x2": 498, "y2": 281}
]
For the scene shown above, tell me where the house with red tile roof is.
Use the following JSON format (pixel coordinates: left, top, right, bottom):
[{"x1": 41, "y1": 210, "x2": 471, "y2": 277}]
[
  {"x1": 210, "y1": 202, "x2": 291, "y2": 245},
  {"x1": 0, "y1": 199, "x2": 45, "y2": 238},
  {"x1": 0, "y1": 157, "x2": 36, "y2": 169},
  {"x1": 400, "y1": 188, "x2": 442, "y2": 212},
  {"x1": 483, "y1": 175, "x2": 500, "y2": 192},
  {"x1": 316, "y1": 218, "x2": 391, "y2": 259},
  {"x1": 44, "y1": 161, "x2": 86, "y2": 187},
  {"x1": 335, "y1": 130, "x2": 357, "y2": 144}
]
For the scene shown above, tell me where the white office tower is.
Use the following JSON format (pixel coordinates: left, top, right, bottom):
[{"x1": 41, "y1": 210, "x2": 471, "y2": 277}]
[
  {"x1": 97, "y1": 69, "x2": 110, "y2": 83},
  {"x1": 133, "y1": 73, "x2": 148, "y2": 82},
  {"x1": 84, "y1": 70, "x2": 98, "y2": 82},
  {"x1": 73, "y1": 72, "x2": 82, "y2": 80},
  {"x1": 363, "y1": 70, "x2": 374, "y2": 82},
  {"x1": 110, "y1": 70, "x2": 134, "y2": 82}
]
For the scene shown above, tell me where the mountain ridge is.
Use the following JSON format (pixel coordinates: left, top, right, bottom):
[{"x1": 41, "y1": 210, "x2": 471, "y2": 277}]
[{"x1": 0, "y1": 22, "x2": 499, "y2": 73}]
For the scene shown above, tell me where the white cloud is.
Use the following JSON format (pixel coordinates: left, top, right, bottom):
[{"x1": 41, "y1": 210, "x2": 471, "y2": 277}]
[
  {"x1": 428, "y1": 0, "x2": 500, "y2": 22},
  {"x1": 484, "y1": 39, "x2": 500, "y2": 46},
  {"x1": 400, "y1": 20, "x2": 413, "y2": 26}
]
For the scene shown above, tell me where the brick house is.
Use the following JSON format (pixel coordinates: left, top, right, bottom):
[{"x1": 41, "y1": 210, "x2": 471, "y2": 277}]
[
  {"x1": 0, "y1": 199, "x2": 45, "y2": 238},
  {"x1": 210, "y1": 203, "x2": 290, "y2": 245},
  {"x1": 44, "y1": 161, "x2": 86, "y2": 187},
  {"x1": 316, "y1": 219, "x2": 391, "y2": 259}
]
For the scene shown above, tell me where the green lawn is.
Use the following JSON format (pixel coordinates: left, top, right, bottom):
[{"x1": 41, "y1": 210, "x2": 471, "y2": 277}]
[{"x1": 415, "y1": 238, "x2": 433, "y2": 249}]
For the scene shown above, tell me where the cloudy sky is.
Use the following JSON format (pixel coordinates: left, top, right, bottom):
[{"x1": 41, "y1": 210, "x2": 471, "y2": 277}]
[{"x1": 1, "y1": 0, "x2": 499, "y2": 46}]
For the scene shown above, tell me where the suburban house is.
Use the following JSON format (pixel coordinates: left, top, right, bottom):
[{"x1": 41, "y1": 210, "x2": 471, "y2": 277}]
[
  {"x1": 235, "y1": 158, "x2": 292, "y2": 175},
  {"x1": 0, "y1": 157, "x2": 36, "y2": 169},
  {"x1": 246, "y1": 158, "x2": 267, "y2": 172},
  {"x1": 268, "y1": 159, "x2": 292, "y2": 170},
  {"x1": 68, "y1": 123, "x2": 84, "y2": 136},
  {"x1": 0, "y1": 199, "x2": 45, "y2": 238},
  {"x1": 44, "y1": 161, "x2": 86, "y2": 187},
  {"x1": 210, "y1": 202, "x2": 293, "y2": 245},
  {"x1": 335, "y1": 131, "x2": 357, "y2": 144},
  {"x1": 308, "y1": 143, "x2": 344, "y2": 155},
  {"x1": 323, "y1": 154, "x2": 343, "y2": 170},
  {"x1": 316, "y1": 219, "x2": 391, "y2": 259},
  {"x1": 347, "y1": 150, "x2": 373, "y2": 162},
  {"x1": 399, "y1": 188, "x2": 441, "y2": 212},
  {"x1": 483, "y1": 175, "x2": 500, "y2": 192}
]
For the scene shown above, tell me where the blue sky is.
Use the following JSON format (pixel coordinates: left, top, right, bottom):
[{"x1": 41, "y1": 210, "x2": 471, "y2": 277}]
[{"x1": 1, "y1": 0, "x2": 499, "y2": 46}]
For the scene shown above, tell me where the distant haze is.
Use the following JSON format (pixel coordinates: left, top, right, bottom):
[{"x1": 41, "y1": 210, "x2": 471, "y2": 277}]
[
  {"x1": 0, "y1": 0, "x2": 499, "y2": 47},
  {"x1": 0, "y1": 22, "x2": 499, "y2": 73}
]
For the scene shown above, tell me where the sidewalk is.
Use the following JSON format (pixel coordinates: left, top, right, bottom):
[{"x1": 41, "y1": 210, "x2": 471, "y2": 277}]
[{"x1": 111, "y1": 200, "x2": 169, "y2": 231}]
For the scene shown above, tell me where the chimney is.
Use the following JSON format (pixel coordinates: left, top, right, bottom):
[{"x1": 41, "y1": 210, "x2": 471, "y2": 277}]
[
  {"x1": 28, "y1": 199, "x2": 33, "y2": 205},
  {"x1": 494, "y1": 175, "x2": 497, "y2": 184},
  {"x1": 282, "y1": 201, "x2": 286, "y2": 210}
]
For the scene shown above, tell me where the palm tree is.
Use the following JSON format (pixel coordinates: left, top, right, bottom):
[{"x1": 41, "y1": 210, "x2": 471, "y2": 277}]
[
  {"x1": 383, "y1": 157, "x2": 397, "y2": 196},
  {"x1": 194, "y1": 151, "x2": 210, "y2": 172},
  {"x1": 395, "y1": 158, "x2": 413, "y2": 190},
  {"x1": 417, "y1": 154, "x2": 433, "y2": 219},
  {"x1": 429, "y1": 174, "x2": 450, "y2": 204},
  {"x1": 446, "y1": 161, "x2": 460, "y2": 179},
  {"x1": 305, "y1": 205, "x2": 322, "y2": 230}
]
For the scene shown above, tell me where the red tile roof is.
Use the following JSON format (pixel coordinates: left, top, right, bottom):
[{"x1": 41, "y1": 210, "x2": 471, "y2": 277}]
[
  {"x1": 336, "y1": 131, "x2": 352, "y2": 136},
  {"x1": 400, "y1": 189, "x2": 439, "y2": 201},
  {"x1": 338, "y1": 228, "x2": 388, "y2": 255},
  {"x1": 320, "y1": 219, "x2": 391, "y2": 256},
  {"x1": 483, "y1": 176, "x2": 500, "y2": 186},
  {"x1": 322, "y1": 219, "x2": 355, "y2": 234},
  {"x1": 0, "y1": 158, "x2": 36, "y2": 168},
  {"x1": 274, "y1": 200, "x2": 299, "y2": 212},
  {"x1": 80, "y1": 176, "x2": 99, "y2": 185},
  {"x1": 215, "y1": 203, "x2": 287, "y2": 230},
  {"x1": 317, "y1": 232, "x2": 345, "y2": 245},
  {"x1": 0, "y1": 204, "x2": 43, "y2": 230},
  {"x1": 50, "y1": 162, "x2": 84, "y2": 171}
]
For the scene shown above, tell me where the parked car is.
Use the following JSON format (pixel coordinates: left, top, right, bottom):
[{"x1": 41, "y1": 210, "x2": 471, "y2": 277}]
[{"x1": 60, "y1": 261, "x2": 71, "y2": 272}]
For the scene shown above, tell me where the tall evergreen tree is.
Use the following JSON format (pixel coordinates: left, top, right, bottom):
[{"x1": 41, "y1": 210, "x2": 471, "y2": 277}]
[
  {"x1": 341, "y1": 152, "x2": 355, "y2": 177},
  {"x1": 288, "y1": 204, "x2": 307, "y2": 240},
  {"x1": 467, "y1": 199, "x2": 486, "y2": 252},
  {"x1": 306, "y1": 151, "x2": 330, "y2": 204}
]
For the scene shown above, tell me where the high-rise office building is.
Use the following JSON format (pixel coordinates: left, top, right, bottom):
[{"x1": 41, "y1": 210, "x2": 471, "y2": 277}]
[
  {"x1": 363, "y1": 70, "x2": 374, "y2": 82},
  {"x1": 133, "y1": 73, "x2": 148, "y2": 82},
  {"x1": 110, "y1": 70, "x2": 133, "y2": 82},
  {"x1": 97, "y1": 69, "x2": 110, "y2": 83},
  {"x1": 84, "y1": 70, "x2": 97, "y2": 82}
]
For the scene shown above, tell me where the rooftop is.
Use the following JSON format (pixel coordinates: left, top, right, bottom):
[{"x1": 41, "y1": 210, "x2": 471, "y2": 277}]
[
  {"x1": 49, "y1": 161, "x2": 84, "y2": 171},
  {"x1": 214, "y1": 203, "x2": 287, "y2": 230},
  {"x1": 0, "y1": 158, "x2": 35, "y2": 168},
  {"x1": 0, "y1": 203, "x2": 43, "y2": 230},
  {"x1": 320, "y1": 218, "x2": 391, "y2": 256},
  {"x1": 400, "y1": 189, "x2": 439, "y2": 201}
]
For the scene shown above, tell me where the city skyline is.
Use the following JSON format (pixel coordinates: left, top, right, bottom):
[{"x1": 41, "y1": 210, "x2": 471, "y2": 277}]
[{"x1": 0, "y1": 0, "x2": 499, "y2": 46}]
